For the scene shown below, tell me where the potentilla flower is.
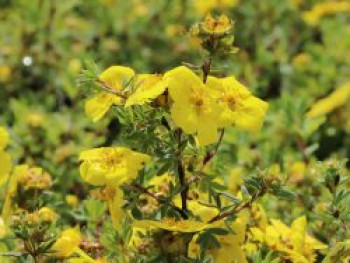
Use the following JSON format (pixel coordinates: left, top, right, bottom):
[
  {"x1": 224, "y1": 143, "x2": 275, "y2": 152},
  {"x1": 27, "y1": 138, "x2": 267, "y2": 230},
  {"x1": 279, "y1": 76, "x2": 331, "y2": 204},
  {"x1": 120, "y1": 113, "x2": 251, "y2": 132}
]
[
  {"x1": 79, "y1": 147, "x2": 150, "y2": 186},
  {"x1": 202, "y1": 13, "x2": 232, "y2": 35},
  {"x1": 250, "y1": 216, "x2": 327, "y2": 263},
  {"x1": 16, "y1": 165, "x2": 53, "y2": 190},
  {"x1": 165, "y1": 66, "x2": 221, "y2": 146},
  {"x1": 85, "y1": 66, "x2": 135, "y2": 122},
  {"x1": 207, "y1": 76, "x2": 269, "y2": 132},
  {"x1": 52, "y1": 228, "x2": 82, "y2": 258},
  {"x1": 37, "y1": 207, "x2": 59, "y2": 222},
  {"x1": 125, "y1": 73, "x2": 167, "y2": 107},
  {"x1": 307, "y1": 82, "x2": 350, "y2": 118}
]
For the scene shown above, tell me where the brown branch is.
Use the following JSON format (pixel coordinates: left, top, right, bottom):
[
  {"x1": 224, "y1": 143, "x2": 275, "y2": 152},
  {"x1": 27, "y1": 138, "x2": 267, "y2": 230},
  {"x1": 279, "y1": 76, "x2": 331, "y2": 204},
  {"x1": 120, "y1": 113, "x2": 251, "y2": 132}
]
[{"x1": 208, "y1": 194, "x2": 259, "y2": 223}]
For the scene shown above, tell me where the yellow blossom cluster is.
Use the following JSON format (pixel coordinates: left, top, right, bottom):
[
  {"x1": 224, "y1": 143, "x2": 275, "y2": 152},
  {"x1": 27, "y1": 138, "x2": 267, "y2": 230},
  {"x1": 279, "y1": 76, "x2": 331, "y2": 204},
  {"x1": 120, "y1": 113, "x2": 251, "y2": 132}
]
[
  {"x1": 250, "y1": 216, "x2": 327, "y2": 263},
  {"x1": 85, "y1": 65, "x2": 268, "y2": 146},
  {"x1": 302, "y1": 1, "x2": 350, "y2": 26}
]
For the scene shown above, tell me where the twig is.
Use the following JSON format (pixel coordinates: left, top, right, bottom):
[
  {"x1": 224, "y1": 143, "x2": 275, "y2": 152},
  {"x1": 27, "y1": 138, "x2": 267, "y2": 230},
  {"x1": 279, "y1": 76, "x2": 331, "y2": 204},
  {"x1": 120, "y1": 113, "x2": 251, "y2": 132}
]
[{"x1": 208, "y1": 194, "x2": 260, "y2": 223}]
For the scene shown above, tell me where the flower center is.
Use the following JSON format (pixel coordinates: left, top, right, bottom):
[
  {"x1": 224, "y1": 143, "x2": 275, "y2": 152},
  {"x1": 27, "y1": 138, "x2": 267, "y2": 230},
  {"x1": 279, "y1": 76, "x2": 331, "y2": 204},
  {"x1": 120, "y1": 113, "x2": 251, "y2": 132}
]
[
  {"x1": 100, "y1": 149, "x2": 124, "y2": 169},
  {"x1": 223, "y1": 93, "x2": 239, "y2": 111},
  {"x1": 190, "y1": 90, "x2": 207, "y2": 113}
]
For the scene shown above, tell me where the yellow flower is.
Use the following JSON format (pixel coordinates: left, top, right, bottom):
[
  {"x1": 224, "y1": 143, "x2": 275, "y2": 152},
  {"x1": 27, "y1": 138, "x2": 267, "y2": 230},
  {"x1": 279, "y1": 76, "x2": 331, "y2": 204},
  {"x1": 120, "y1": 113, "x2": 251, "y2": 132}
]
[
  {"x1": 202, "y1": 13, "x2": 232, "y2": 35},
  {"x1": 38, "y1": 207, "x2": 58, "y2": 222},
  {"x1": 85, "y1": 66, "x2": 135, "y2": 122},
  {"x1": 52, "y1": 228, "x2": 82, "y2": 258},
  {"x1": 107, "y1": 186, "x2": 125, "y2": 230},
  {"x1": 0, "y1": 151, "x2": 12, "y2": 186},
  {"x1": 66, "y1": 194, "x2": 79, "y2": 208},
  {"x1": 0, "y1": 217, "x2": 7, "y2": 238},
  {"x1": 194, "y1": 0, "x2": 239, "y2": 15},
  {"x1": 16, "y1": 165, "x2": 53, "y2": 190},
  {"x1": 125, "y1": 74, "x2": 167, "y2": 107},
  {"x1": 292, "y1": 53, "x2": 312, "y2": 68},
  {"x1": 0, "y1": 66, "x2": 11, "y2": 82},
  {"x1": 0, "y1": 127, "x2": 9, "y2": 150},
  {"x1": 1, "y1": 165, "x2": 18, "y2": 223},
  {"x1": 165, "y1": 66, "x2": 221, "y2": 145},
  {"x1": 79, "y1": 147, "x2": 150, "y2": 186},
  {"x1": 251, "y1": 216, "x2": 327, "y2": 263},
  {"x1": 207, "y1": 76, "x2": 269, "y2": 132},
  {"x1": 189, "y1": 213, "x2": 248, "y2": 263},
  {"x1": 288, "y1": 161, "x2": 306, "y2": 183},
  {"x1": 227, "y1": 167, "x2": 243, "y2": 194},
  {"x1": 302, "y1": 1, "x2": 350, "y2": 26},
  {"x1": 26, "y1": 112, "x2": 45, "y2": 127},
  {"x1": 135, "y1": 218, "x2": 211, "y2": 233},
  {"x1": 0, "y1": 127, "x2": 11, "y2": 186},
  {"x1": 307, "y1": 82, "x2": 350, "y2": 118}
]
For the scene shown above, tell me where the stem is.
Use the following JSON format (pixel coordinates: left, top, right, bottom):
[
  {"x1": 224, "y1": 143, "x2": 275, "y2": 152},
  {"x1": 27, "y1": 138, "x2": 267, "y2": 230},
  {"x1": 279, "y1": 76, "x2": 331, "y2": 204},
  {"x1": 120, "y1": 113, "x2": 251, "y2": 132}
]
[
  {"x1": 202, "y1": 58, "x2": 212, "y2": 84},
  {"x1": 178, "y1": 160, "x2": 188, "y2": 217},
  {"x1": 176, "y1": 130, "x2": 189, "y2": 218},
  {"x1": 208, "y1": 194, "x2": 260, "y2": 223}
]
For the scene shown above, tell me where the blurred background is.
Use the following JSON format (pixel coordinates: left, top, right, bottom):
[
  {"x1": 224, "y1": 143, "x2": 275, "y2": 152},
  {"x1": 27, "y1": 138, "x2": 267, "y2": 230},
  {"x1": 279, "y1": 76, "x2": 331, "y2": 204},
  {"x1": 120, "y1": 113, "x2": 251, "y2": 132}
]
[{"x1": 0, "y1": 0, "x2": 349, "y2": 197}]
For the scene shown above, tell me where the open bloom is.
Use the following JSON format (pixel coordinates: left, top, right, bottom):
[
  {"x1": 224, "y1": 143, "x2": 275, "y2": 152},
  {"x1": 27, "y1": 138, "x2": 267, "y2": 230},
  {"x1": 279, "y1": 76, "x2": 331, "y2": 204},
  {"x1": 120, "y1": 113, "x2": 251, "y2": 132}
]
[
  {"x1": 79, "y1": 147, "x2": 150, "y2": 186},
  {"x1": 125, "y1": 74, "x2": 167, "y2": 107},
  {"x1": 207, "y1": 76, "x2": 268, "y2": 132},
  {"x1": 165, "y1": 66, "x2": 221, "y2": 145},
  {"x1": 85, "y1": 66, "x2": 135, "y2": 122},
  {"x1": 52, "y1": 228, "x2": 82, "y2": 258},
  {"x1": 250, "y1": 216, "x2": 327, "y2": 263},
  {"x1": 307, "y1": 82, "x2": 350, "y2": 118}
]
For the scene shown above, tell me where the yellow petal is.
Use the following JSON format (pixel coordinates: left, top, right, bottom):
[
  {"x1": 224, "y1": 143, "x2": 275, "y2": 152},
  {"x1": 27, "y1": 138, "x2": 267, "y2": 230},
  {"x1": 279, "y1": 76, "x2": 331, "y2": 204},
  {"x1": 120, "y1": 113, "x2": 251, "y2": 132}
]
[
  {"x1": 99, "y1": 66, "x2": 135, "y2": 91},
  {"x1": 0, "y1": 127, "x2": 9, "y2": 151},
  {"x1": 85, "y1": 92, "x2": 121, "y2": 122},
  {"x1": 291, "y1": 216, "x2": 306, "y2": 254},
  {"x1": 234, "y1": 96, "x2": 269, "y2": 132},
  {"x1": 196, "y1": 117, "x2": 218, "y2": 146},
  {"x1": 165, "y1": 66, "x2": 203, "y2": 102},
  {"x1": 0, "y1": 151, "x2": 12, "y2": 186},
  {"x1": 79, "y1": 161, "x2": 107, "y2": 186},
  {"x1": 170, "y1": 103, "x2": 197, "y2": 134},
  {"x1": 125, "y1": 74, "x2": 167, "y2": 107},
  {"x1": 307, "y1": 82, "x2": 350, "y2": 118}
]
